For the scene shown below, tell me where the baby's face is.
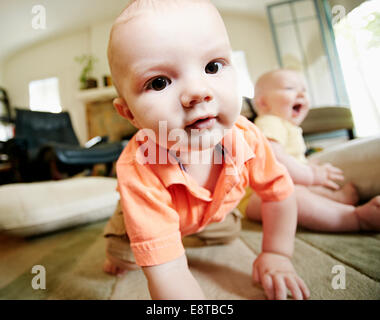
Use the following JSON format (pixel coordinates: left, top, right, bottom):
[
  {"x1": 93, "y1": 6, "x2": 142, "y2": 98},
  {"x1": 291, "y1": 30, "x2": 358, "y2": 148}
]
[
  {"x1": 111, "y1": 2, "x2": 241, "y2": 151},
  {"x1": 261, "y1": 71, "x2": 310, "y2": 126}
]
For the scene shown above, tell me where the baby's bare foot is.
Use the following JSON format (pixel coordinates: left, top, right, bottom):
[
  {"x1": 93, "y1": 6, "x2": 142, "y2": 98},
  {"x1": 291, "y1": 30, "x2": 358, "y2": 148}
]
[
  {"x1": 339, "y1": 183, "x2": 359, "y2": 205},
  {"x1": 355, "y1": 196, "x2": 380, "y2": 231},
  {"x1": 103, "y1": 258, "x2": 127, "y2": 276},
  {"x1": 103, "y1": 257, "x2": 139, "y2": 276}
]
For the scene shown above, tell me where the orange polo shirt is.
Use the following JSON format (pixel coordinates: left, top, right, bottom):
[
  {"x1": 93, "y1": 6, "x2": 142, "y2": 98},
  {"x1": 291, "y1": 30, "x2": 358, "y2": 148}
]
[{"x1": 116, "y1": 115, "x2": 294, "y2": 266}]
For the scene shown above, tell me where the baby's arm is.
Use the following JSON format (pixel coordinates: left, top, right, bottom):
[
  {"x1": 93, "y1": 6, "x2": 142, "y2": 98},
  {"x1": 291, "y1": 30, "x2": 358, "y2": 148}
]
[
  {"x1": 142, "y1": 254, "x2": 205, "y2": 300},
  {"x1": 270, "y1": 140, "x2": 344, "y2": 189},
  {"x1": 253, "y1": 192, "x2": 310, "y2": 300}
]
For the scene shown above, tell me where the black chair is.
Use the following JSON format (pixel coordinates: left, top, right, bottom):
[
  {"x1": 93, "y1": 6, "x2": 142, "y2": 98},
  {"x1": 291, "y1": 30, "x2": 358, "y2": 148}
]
[
  {"x1": 0, "y1": 88, "x2": 14, "y2": 184},
  {"x1": 0, "y1": 87, "x2": 12, "y2": 124},
  {"x1": 6, "y1": 108, "x2": 124, "y2": 182},
  {"x1": 242, "y1": 97, "x2": 257, "y2": 122}
]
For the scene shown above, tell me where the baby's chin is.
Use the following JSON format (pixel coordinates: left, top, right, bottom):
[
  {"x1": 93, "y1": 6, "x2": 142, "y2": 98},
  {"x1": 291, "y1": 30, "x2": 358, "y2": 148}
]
[
  {"x1": 150, "y1": 117, "x2": 235, "y2": 153},
  {"x1": 289, "y1": 117, "x2": 305, "y2": 126},
  {"x1": 175, "y1": 128, "x2": 226, "y2": 152},
  {"x1": 290, "y1": 109, "x2": 308, "y2": 126}
]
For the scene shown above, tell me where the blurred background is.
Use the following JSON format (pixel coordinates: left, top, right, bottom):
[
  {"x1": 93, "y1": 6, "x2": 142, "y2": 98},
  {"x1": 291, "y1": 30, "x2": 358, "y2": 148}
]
[{"x1": 0, "y1": 0, "x2": 379, "y2": 184}]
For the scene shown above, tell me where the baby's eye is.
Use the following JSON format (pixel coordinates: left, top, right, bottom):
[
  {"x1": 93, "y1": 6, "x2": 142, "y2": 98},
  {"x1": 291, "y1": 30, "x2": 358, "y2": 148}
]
[
  {"x1": 146, "y1": 77, "x2": 171, "y2": 91},
  {"x1": 205, "y1": 61, "x2": 223, "y2": 74}
]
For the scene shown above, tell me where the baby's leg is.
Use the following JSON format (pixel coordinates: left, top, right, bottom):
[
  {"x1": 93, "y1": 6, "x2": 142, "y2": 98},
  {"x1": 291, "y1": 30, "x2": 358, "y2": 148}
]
[
  {"x1": 246, "y1": 186, "x2": 362, "y2": 232},
  {"x1": 103, "y1": 236, "x2": 139, "y2": 275},
  {"x1": 103, "y1": 201, "x2": 139, "y2": 275},
  {"x1": 192, "y1": 209, "x2": 242, "y2": 245},
  {"x1": 355, "y1": 196, "x2": 380, "y2": 230},
  {"x1": 308, "y1": 183, "x2": 359, "y2": 205},
  {"x1": 293, "y1": 185, "x2": 361, "y2": 232}
]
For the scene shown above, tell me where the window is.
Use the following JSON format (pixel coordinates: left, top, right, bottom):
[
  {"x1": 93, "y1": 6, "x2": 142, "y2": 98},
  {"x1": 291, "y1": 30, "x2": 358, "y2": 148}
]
[
  {"x1": 334, "y1": 0, "x2": 380, "y2": 137},
  {"x1": 29, "y1": 77, "x2": 62, "y2": 113},
  {"x1": 267, "y1": 0, "x2": 349, "y2": 107},
  {"x1": 232, "y1": 51, "x2": 254, "y2": 99}
]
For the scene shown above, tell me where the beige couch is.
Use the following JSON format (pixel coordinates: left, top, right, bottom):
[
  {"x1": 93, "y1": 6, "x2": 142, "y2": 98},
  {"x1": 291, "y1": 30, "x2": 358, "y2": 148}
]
[{"x1": 308, "y1": 134, "x2": 380, "y2": 201}]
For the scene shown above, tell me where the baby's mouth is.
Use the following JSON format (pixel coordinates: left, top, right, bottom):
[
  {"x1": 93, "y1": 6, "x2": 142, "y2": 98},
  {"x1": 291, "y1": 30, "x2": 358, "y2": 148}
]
[
  {"x1": 185, "y1": 116, "x2": 217, "y2": 130},
  {"x1": 292, "y1": 104, "x2": 303, "y2": 116}
]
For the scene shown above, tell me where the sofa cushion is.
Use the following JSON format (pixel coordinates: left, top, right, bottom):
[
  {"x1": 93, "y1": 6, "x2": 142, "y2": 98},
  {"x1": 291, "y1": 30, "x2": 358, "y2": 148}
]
[{"x1": 0, "y1": 177, "x2": 119, "y2": 237}]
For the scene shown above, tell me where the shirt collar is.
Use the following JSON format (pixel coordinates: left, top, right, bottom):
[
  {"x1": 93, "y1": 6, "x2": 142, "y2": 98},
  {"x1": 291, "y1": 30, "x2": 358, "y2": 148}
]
[
  {"x1": 220, "y1": 125, "x2": 255, "y2": 172},
  {"x1": 135, "y1": 124, "x2": 256, "y2": 194}
]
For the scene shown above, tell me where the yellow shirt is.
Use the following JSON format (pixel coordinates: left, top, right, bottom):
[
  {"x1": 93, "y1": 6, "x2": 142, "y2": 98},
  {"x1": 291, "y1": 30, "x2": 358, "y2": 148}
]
[{"x1": 255, "y1": 114, "x2": 307, "y2": 163}]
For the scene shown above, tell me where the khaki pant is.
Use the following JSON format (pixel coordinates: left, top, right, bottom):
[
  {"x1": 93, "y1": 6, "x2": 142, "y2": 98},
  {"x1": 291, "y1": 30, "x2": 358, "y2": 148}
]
[{"x1": 103, "y1": 201, "x2": 242, "y2": 265}]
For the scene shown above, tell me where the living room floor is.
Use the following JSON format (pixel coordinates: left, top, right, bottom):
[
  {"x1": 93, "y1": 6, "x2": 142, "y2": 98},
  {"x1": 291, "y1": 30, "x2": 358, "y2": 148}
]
[{"x1": 0, "y1": 218, "x2": 379, "y2": 300}]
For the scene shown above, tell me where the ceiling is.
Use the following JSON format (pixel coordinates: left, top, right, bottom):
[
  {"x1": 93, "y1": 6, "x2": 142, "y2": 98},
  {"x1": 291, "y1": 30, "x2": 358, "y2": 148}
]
[{"x1": 0, "y1": 0, "x2": 268, "y2": 63}]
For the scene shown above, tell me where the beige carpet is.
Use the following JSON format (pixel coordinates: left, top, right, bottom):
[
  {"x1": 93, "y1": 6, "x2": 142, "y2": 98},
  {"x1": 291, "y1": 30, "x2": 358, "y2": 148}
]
[{"x1": 0, "y1": 219, "x2": 379, "y2": 300}]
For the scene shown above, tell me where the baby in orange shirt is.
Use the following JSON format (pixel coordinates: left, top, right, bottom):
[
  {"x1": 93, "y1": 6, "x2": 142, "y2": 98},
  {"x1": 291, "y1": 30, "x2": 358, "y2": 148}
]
[{"x1": 104, "y1": 0, "x2": 309, "y2": 300}]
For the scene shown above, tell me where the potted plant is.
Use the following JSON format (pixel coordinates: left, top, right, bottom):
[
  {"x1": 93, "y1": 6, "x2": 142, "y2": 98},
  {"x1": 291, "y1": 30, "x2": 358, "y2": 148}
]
[{"x1": 75, "y1": 54, "x2": 98, "y2": 89}]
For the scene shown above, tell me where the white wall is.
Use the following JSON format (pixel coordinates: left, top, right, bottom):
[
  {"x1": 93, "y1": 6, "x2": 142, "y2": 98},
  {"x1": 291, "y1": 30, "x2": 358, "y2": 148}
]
[
  {"x1": 3, "y1": 13, "x2": 277, "y2": 144},
  {"x1": 4, "y1": 28, "x2": 95, "y2": 144},
  {"x1": 221, "y1": 11, "x2": 278, "y2": 84},
  {"x1": 90, "y1": 20, "x2": 113, "y2": 85}
]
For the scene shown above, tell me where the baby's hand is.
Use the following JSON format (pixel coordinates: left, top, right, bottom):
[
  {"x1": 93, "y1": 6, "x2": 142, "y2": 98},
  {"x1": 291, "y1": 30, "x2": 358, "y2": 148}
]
[
  {"x1": 252, "y1": 252, "x2": 310, "y2": 300},
  {"x1": 310, "y1": 163, "x2": 344, "y2": 190}
]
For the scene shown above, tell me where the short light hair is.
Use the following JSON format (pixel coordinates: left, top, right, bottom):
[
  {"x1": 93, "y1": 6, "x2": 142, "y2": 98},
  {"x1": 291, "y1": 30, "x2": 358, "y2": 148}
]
[
  {"x1": 253, "y1": 68, "x2": 302, "y2": 111},
  {"x1": 107, "y1": 0, "x2": 213, "y2": 97}
]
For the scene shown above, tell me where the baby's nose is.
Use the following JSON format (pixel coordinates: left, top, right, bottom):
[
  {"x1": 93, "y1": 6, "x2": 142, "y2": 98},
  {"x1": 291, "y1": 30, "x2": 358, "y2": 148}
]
[
  {"x1": 297, "y1": 88, "x2": 307, "y2": 97},
  {"x1": 180, "y1": 79, "x2": 213, "y2": 108}
]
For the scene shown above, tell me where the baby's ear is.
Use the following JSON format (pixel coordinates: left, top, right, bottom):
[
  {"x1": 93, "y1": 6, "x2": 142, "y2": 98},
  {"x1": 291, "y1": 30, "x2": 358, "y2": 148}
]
[
  {"x1": 113, "y1": 97, "x2": 139, "y2": 128},
  {"x1": 254, "y1": 95, "x2": 268, "y2": 113}
]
